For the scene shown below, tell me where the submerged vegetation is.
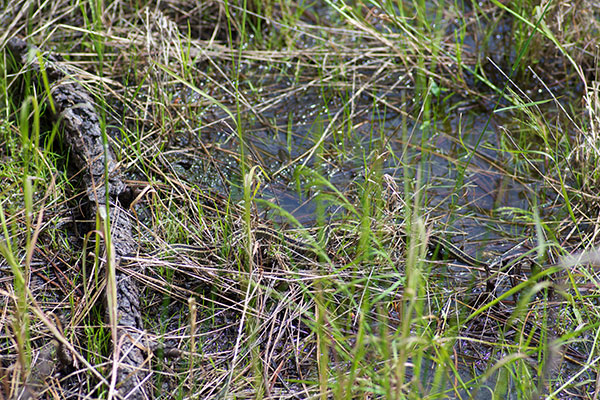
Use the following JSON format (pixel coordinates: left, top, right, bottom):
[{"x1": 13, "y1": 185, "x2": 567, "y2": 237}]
[{"x1": 1, "y1": 0, "x2": 600, "y2": 398}]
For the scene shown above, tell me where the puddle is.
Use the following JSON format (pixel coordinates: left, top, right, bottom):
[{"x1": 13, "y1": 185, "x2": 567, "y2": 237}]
[{"x1": 199, "y1": 86, "x2": 542, "y2": 251}]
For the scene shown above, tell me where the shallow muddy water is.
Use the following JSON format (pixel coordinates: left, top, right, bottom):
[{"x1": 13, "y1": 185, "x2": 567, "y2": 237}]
[{"x1": 197, "y1": 83, "x2": 545, "y2": 258}]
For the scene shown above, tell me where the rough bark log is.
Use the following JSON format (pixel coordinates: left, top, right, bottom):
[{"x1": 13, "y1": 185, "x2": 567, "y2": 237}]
[{"x1": 7, "y1": 37, "x2": 150, "y2": 400}]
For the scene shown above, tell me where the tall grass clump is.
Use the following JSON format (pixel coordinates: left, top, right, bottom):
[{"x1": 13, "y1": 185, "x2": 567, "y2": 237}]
[{"x1": 0, "y1": 73, "x2": 55, "y2": 393}]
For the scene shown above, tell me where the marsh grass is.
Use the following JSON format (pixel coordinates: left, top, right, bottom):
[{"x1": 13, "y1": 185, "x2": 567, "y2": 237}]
[{"x1": 2, "y1": 0, "x2": 600, "y2": 398}]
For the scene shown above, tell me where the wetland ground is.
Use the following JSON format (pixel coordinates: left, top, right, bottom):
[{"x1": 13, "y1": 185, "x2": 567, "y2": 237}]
[{"x1": 1, "y1": 0, "x2": 600, "y2": 398}]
